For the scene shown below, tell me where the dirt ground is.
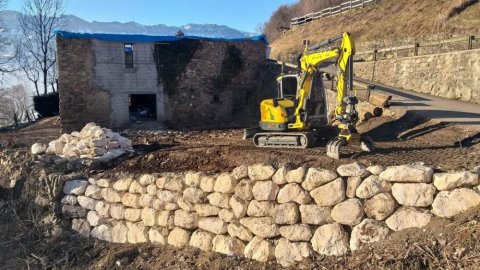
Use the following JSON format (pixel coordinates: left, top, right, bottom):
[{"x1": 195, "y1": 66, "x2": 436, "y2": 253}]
[{"x1": 0, "y1": 112, "x2": 479, "y2": 269}]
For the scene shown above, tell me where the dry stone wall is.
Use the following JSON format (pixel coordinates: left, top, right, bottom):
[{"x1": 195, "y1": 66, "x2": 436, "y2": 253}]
[{"x1": 61, "y1": 163, "x2": 480, "y2": 267}]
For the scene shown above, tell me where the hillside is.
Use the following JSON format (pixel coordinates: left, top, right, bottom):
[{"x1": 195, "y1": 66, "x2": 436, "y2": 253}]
[{"x1": 270, "y1": 0, "x2": 480, "y2": 61}]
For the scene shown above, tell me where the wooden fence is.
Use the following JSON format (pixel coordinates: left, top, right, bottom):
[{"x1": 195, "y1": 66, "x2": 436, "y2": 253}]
[
  {"x1": 290, "y1": 0, "x2": 378, "y2": 27},
  {"x1": 356, "y1": 35, "x2": 477, "y2": 61}
]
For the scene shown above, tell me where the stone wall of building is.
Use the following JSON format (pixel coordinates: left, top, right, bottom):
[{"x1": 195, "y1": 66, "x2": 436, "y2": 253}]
[
  {"x1": 355, "y1": 48, "x2": 480, "y2": 104},
  {"x1": 56, "y1": 36, "x2": 267, "y2": 132},
  {"x1": 168, "y1": 40, "x2": 266, "y2": 128},
  {"x1": 61, "y1": 162, "x2": 480, "y2": 267},
  {"x1": 57, "y1": 37, "x2": 112, "y2": 133}
]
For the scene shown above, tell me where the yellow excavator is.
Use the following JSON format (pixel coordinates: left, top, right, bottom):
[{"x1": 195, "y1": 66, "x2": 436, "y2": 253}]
[{"x1": 252, "y1": 32, "x2": 374, "y2": 159}]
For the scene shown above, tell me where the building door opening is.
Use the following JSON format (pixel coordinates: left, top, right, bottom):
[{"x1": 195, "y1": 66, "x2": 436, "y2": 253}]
[{"x1": 129, "y1": 94, "x2": 157, "y2": 121}]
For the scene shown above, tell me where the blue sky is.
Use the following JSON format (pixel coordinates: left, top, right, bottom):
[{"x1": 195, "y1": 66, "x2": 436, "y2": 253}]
[{"x1": 7, "y1": 0, "x2": 298, "y2": 32}]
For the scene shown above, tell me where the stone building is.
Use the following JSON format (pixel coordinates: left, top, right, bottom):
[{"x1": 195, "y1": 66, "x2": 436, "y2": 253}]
[{"x1": 56, "y1": 31, "x2": 268, "y2": 132}]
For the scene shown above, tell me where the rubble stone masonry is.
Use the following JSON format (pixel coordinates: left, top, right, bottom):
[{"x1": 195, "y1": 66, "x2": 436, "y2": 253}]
[{"x1": 355, "y1": 48, "x2": 480, "y2": 104}]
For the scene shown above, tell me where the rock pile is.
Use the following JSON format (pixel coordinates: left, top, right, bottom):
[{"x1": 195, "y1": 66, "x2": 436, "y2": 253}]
[
  {"x1": 31, "y1": 123, "x2": 133, "y2": 161},
  {"x1": 61, "y1": 163, "x2": 480, "y2": 267}
]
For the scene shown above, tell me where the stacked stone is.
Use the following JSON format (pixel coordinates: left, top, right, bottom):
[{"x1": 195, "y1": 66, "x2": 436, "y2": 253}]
[
  {"x1": 31, "y1": 122, "x2": 133, "y2": 161},
  {"x1": 61, "y1": 163, "x2": 480, "y2": 267}
]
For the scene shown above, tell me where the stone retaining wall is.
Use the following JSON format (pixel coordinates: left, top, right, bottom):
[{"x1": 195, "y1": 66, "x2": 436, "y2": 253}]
[
  {"x1": 355, "y1": 48, "x2": 480, "y2": 104},
  {"x1": 60, "y1": 163, "x2": 480, "y2": 267}
]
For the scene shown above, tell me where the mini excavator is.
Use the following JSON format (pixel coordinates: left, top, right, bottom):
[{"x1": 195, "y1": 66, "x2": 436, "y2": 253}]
[{"x1": 252, "y1": 32, "x2": 375, "y2": 159}]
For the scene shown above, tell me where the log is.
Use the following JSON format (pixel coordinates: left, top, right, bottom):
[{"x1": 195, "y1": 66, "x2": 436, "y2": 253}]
[
  {"x1": 369, "y1": 92, "x2": 392, "y2": 108},
  {"x1": 359, "y1": 103, "x2": 383, "y2": 121}
]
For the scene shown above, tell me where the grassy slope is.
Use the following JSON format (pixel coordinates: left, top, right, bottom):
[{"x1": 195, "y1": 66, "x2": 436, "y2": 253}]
[{"x1": 270, "y1": 0, "x2": 480, "y2": 61}]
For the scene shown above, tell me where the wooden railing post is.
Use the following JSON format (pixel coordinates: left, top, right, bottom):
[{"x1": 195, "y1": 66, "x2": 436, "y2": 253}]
[
  {"x1": 468, "y1": 35, "x2": 474, "y2": 50},
  {"x1": 350, "y1": 0, "x2": 353, "y2": 9},
  {"x1": 373, "y1": 49, "x2": 377, "y2": 61},
  {"x1": 414, "y1": 43, "x2": 419, "y2": 56}
]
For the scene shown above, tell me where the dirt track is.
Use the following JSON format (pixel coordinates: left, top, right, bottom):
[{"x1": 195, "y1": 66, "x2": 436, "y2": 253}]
[{"x1": 115, "y1": 111, "x2": 480, "y2": 175}]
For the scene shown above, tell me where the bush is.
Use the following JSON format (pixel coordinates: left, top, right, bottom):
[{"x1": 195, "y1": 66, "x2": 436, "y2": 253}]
[{"x1": 33, "y1": 92, "x2": 59, "y2": 118}]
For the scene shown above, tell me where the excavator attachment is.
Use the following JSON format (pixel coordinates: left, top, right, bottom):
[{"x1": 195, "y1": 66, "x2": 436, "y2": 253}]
[
  {"x1": 326, "y1": 138, "x2": 348, "y2": 159},
  {"x1": 326, "y1": 135, "x2": 375, "y2": 159}
]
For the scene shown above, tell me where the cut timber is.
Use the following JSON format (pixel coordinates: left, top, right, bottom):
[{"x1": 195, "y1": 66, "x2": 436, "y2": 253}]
[
  {"x1": 369, "y1": 92, "x2": 392, "y2": 108},
  {"x1": 359, "y1": 103, "x2": 383, "y2": 121}
]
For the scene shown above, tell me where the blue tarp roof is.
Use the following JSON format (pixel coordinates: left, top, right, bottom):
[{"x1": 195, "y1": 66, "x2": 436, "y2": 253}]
[{"x1": 55, "y1": 30, "x2": 268, "y2": 44}]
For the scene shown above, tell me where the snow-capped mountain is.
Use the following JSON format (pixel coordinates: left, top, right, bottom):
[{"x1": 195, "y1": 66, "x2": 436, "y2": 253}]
[{"x1": 0, "y1": 10, "x2": 254, "y2": 38}]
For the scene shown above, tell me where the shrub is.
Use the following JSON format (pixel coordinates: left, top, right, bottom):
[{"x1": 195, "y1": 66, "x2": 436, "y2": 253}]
[{"x1": 33, "y1": 92, "x2": 59, "y2": 118}]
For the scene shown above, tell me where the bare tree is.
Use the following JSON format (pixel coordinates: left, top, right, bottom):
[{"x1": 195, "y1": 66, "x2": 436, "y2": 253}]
[
  {"x1": 0, "y1": 0, "x2": 16, "y2": 75},
  {"x1": 19, "y1": 0, "x2": 64, "y2": 95},
  {"x1": 0, "y1": 84, "x2": 30, "y2": 127},
  {"x1": 15, "y1": 43, "x2": 41, "y2": 96}
]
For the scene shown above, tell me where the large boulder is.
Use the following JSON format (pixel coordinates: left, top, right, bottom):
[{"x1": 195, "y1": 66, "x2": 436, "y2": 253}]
[
  {"x1": 112, "y1": 178, "x2": 133, "y2": 192},
  {"x1": 87, "y1": 210, "x2": 106, "y2": 226},
  {"x1": 432, "y1": 188, "x2": 480, "y2": 218},
  {"x1": 356, "y1": 175, "x2": 392, "y2": 199},
  {"x1": 285, "y1": 166, "x2": 306, "y2": 183},
  {"x1": 195, "y1": 204, "x2": 221, "y2": 217},
  {"x1": 252, "y1": 181, "x2": 279, "y2": 201},
  {"x1": 248, "y1": 163, "x2": 276, "y2": 181},
  {"x1": 139, "y1": 174, "x2": 156, "y2": 186},
  {"x1": 331, "y1": 198, "x2": 364, "y2": 226},
  {"x1": 311, "y1": 223, "x2": 349, "y2": 256},
  {"x1": 126, "y1": 222, "x2": 149, "y2": 244},
  {"x1": 72, "y1": 219, "x2": 91, "y2": 237},
  {"x1": 244, "y1": 236, "x2": 275, "y2": 262},
  {"x1": 111, "y1": 221, "x2": 128, "y2": 243},
  {"x1": 391, "y1": 183, "x2": 436, "y2": 207},
  {"x1": 337, "y1": 162, "x2": 369, "y2": 177},
  {"x1": 141, "y1": 207, "x2": 159, "y2": 226},
  {"x1": 189, "y1": 230, "x2": 215, "y2": 251},
  {"x1": 91, "y1": 224, "x2": 112, "y2": 242},
  {"x1": 346, "y1": 176, "x2": 362, "y2": 198},
  {"x1": 31, "y1": 143, "x2": 47, "y2": 155},
  {"x1": 183, "y1": 187, "x2": 206, "y2": 204},
  {"x1": 239, "y1": 217, "x2": 280, "y2": 238},
  {"x1": 277, "y1": 183, "x2": 312, "y2": 204},
  {"x1": 168, "y1": 227, "x2": 191, "y2": 247},
  {"x1": 214, "y1": 173, "x2": 238, "y2": 193},
  {"x1": 198, "y1": 217, "x2": 228, "y2": 234},
  {"x1": 62, "y1": 205, "x2": 87, "y2": 218},
  {"x1": 63, "y1": 180, "x2": 88, "y2": 195},
  {"x1": 231, "y1": 165, "x2": 248, "y2": 180},
  {"x1": 299, "y1": 204, "x2": 332, "y2": 225},
  {"x1": 229, "y1": 195, "x2": 248, "y2": 219},
  {"x1": 247, "y1": 200, "x2": 274, "y2": 217},
  {"x1": 101, "y1": 188, "x2": 123, "y2": 203},
  {"x1": 274, "y1": 203, "x2": 300, "y2": 225},
  {"x1": 109, "y1": 203, "x2": 126, "y2": 220},
  {"x1": 272, "y1": 165, "x2": 292, "y2": 185},
  {"x1": 227, "y1": 222, "x2": 254, "y2": 242},
  {"x1": 275, "y1": 238, "x2": 311, "y2": 267},
  {"x1": 234, "y1": 179, "x2": 254, "y2": 201},
  {"x1": 85, "y1": 185, "x2": 102, "y2": 199},
  {"x1": 174, "y1": 210, "x2": 199, "y2": 229},
  {"x1": 149, "y1": 227, "x2": 169, "y2": 245},
  {"x1": 385, "y1": 208, "x2": 431, "y2": 231},
  {"x1": 124, "y1": 208, "x2": 142, "y2": 222},
  {"x1": 212, "y1": 235, "x2": 245, "y2": 256},
  {"x1": 433, "y1": 172, "x2": 479, "y2": 191},
  {"x1": 364, "y1": 193, "x2": 397, "y2": 220},
  {"x1": 185, "y1": 171, "x2": 205, "y2": 187},
  {"x1": 350, "y1": 219, "x2": 390, "y2": 251},
  {"x1": 310, "y1": 178, "x2": 345, "y2": 206},
  {"x1": 207, "y1": 192, "x2": 231, "y2": 209},
  {"x1": 199, "y1": 175, "x2": 216, "y2": 192},
  {"x1": 380, "y1": 164, "x2": 434, "y2": 183},
  {"x1": 367, "y1": 165, "x2": 384, "y2": 176},
  {"x1": 157, "y1": 211, "x2": 174, "y2": 228},
  {"x1": 61, "y1": 195, "x2": 77, "y2": 205},
  {"x1": 121, "y1": 193, "x2": 141, "y2": 208},
  {"x1": 279, "y1": 224, "x2": 312, "y2": 241},
  {"x1": 302, "y1": 168, "x2": 338, "y2": 191}
]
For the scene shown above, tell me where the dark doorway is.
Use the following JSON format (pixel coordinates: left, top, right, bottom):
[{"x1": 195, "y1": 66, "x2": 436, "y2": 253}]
[{"x1": 129, "y1": 94, "x2": 157, "y2": 121}]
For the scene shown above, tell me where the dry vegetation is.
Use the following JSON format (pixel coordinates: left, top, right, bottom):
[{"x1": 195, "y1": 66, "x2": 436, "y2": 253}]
[{"x1": 268, "y1": 0, "x2": 480, "y2": 62}]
